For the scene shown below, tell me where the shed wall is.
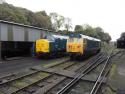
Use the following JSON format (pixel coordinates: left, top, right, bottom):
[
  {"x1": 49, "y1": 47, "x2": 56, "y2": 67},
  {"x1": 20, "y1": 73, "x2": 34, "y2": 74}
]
[
  {"x1": 1, "y1": 23, "x2": 8, "y2": 41},
  {"x1": 13, "y1": 25, "x2": 25, "y2": 41},
  {"x1": 0, "y1": 23, "x2": 48, "y2": 42},
  {"x1": 28, "y1": 28, "x2": 41, "y2": 42}
]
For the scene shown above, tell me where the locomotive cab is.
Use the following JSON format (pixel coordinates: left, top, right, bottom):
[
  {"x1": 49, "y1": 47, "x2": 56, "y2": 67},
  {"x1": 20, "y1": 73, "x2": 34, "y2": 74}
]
[
  {"x1": 36, "y1": 39, "x2": 49, "y2": 53},
  {"x1": 67, "y1": 37, "x2": 85, "y2": 54},
  {"x1": 35, "y1": 35, "x2": 55, "y2": 57}
]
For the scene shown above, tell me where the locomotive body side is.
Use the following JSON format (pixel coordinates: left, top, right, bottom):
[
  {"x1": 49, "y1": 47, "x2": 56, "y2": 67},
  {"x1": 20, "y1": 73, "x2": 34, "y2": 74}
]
[{"x1": 85, "y1": 39, "x2": 101, "y2": 54}]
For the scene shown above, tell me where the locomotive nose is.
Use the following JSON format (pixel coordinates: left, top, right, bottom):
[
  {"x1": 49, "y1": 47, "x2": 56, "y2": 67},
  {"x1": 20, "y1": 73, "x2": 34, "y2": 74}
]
[
  {"x1": 67, "y1": 43, "x2": 84, "y2": 54},
  {"x1": 36, "y1": 39, "x2": 49, "y2": 53}
]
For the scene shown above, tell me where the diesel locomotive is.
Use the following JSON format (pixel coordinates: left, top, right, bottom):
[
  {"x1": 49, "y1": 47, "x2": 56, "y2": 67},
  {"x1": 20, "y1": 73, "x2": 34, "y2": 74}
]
[
  {"x1": 35, "y1": 34, "x2": 68, "y2": 58},
  {"x1": 67, "y1": 34, "x2": 101, "y2": 60}
]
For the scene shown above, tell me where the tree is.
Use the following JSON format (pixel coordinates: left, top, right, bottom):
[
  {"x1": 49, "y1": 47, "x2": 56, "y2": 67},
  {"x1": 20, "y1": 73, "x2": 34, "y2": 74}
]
[
  {"x1": 37, "y1": 11, "x2": 47, "y2": 16},
  {"x1": 82, "y1": 24, "x2": 97, "y2": 37},
  {"x1": 75, "y1": 24, "x2": 98, "y2": 38},
  {"x1": 35, "y1": 11, "x2": 52, "y2": 29},
  {"x1": 50, "y1": 12, "x2": 64, "y2": 31},
  {"x1": 74, "y1": 25, "x2": 83, "y2": 32},
  {"x1": 64, "y1": 17, "x2": 72, "y2": 31},
  {"x1": 94, "y1": 27, "x2": 111, "y2": 43},
  {"x1": 0, "y1": 3, "x2": 52, "y2": 29},
  {"x1": 74, "y1": 24, "x2": 111, "y2": 43},
  {"x1": 103, "y1": 33, "x2": 111, "y2": 43},
  {"x1": 120, "y1": 32, "x2": 125, "y2": 38},
  {"x1": 94, "y1": 27, "x2": 104, "y2": 39}
]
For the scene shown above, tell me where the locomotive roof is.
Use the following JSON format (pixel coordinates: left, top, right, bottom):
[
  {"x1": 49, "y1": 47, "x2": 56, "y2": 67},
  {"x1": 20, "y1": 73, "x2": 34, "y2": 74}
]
[
  {"x1": 52, "y1": 35, "x2": 69, "y2": 39},
  {"x1": 80, "y1": 34, "x2": 101, "y2": 42}
]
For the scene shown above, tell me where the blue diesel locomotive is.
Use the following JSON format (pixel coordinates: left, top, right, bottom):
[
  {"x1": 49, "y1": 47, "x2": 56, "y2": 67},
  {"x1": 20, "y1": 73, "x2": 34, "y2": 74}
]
[{"x1": 35, "y1": 34, "x2": 68, "y2": 58}]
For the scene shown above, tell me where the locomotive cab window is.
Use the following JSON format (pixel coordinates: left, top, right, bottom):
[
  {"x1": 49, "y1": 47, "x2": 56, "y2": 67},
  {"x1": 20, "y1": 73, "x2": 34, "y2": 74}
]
[
  {"x1": 68, "y1": 38, "x2": 74, "y2": 42},
  {"x1": 74, "y1": 38, "x2": 80, "y2": 43},
  {"x1": 45, "y1": 35, "x2": 55, "y2": 41}
]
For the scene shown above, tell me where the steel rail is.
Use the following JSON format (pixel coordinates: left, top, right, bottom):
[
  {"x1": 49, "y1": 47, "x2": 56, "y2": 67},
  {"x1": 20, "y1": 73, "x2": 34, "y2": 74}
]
[
  {"x1": 89, "y1": 55, "x2": 111, "y2": 94},
  {"x1": 75, "y1": 53, "x2": 103, "y2": 73},
  {"x1": 56, "y1": 54, "x2": 107, "y2": 94},
  {"x1": 92, "y1": 65, "x2": 111, "y2": 94},
  {"x1": 73, "y1": 54, "x2": 105, "y2": 80},
  {"x1": 0, "y1": 59, "x2": 70, "y2": 85},
  {"x1": 32, "y1": 53, "x2": 103, "y2": 94},
  {"x1": 11, "y1": 74, "x2": 54, "y2": 94},
  {"x1": 74, "y1": 54, "x2": 105, "y2": 78},
  {"x1": 89, "y1": 50, "x2": 115, "y2": 94},
  {"x1": 89, "y1": 50, "x2": 121, "y2": 94},
  {"x1": 10, "y1": 60, "x2": 74, "y2": 94},
  {"x1": 13, "y1": 54, "x2": 103, "y2": 94}
]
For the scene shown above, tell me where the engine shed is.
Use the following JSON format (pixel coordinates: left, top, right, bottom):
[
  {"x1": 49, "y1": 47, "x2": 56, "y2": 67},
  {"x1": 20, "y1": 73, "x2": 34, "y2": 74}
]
[{"x1": 0, "y1": 20, "x2": 56, "y2": 60}]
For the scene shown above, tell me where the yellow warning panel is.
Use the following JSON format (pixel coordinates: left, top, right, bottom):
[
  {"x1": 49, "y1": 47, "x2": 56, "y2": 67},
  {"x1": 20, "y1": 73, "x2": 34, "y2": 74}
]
[
  {"x1": 36, "y1": 39, "x2": 49, "y2": 53},
  {"x1": 67, "y1": 42, "x2": 85, "y2": 54}
]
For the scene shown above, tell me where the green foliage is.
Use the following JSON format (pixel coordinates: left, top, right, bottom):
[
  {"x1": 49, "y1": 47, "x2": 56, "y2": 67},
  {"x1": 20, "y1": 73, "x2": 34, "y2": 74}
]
[
  {"x1": 75, "y1": 25, "x2": 83, "y2": 32},
  {"x1": 35, "y1": 11, "x2": 52, "y2": 29},
  {"x1": 50, "y1": 12, "x2": 72, "y2": 32},
  {"x1": 0, "y1": 3, "x2": 52, "y2": 29},
  {"x1": 50, "y1": 12, "x2": 65, "y2": 31},
  {"x1": 120, "y1": 32, "x2": 125, "y2": 38},
  {"x1": 74, "y1": 24, "x2": 111, "y2": 43},
  {"x1": 64, "y1": 17, "x2": 72, "y2": 31}
]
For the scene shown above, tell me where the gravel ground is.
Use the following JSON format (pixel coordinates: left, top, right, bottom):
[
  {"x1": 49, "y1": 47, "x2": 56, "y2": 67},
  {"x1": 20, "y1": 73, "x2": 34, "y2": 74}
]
[
  {"x1": 0, "y1": 57, "x2": 69, "y2": 77},
  {"x1": 105, "y1": 51, "x2": 125, "y2": 94}
]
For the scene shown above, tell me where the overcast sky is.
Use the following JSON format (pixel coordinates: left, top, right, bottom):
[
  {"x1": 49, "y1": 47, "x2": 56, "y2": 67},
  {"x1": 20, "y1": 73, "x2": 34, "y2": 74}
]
[{"x1": 5, "y1": 0, "x2": 125, "y2": 41}]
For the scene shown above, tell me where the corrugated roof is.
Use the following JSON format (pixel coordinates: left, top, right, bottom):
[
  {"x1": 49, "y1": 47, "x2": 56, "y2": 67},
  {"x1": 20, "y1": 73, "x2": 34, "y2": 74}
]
[{"x1": 0, "y1": 20, "x2": 52, "y2": 32}]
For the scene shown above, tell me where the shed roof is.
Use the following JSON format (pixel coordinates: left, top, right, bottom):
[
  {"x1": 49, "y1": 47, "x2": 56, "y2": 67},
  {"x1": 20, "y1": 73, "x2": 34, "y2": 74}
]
[{"x1": 0, "y1": 20, "x2": 52, "y2": 32}]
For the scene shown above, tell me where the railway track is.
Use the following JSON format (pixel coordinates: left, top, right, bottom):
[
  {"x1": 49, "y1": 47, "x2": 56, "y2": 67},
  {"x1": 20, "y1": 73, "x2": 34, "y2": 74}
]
[
  {"x1": 0, "y1": 52, "x2": 104, "y2": 94},
  {"x1": 55, "y1": 53, "x2": 107, "y2": 94},
  {"x1": 89, "y1": 52, "x2": 113, "y2": 94},
  {"x1": 0, "y1": 56, "x2": 85, "y2": 93},
  {"x1": 0, "y1": 58, "x2": 71, "y2": 94},
  {"x1": 89, "y1": 50, "x2": 121, "y2": 94},
  {"x1": 47, "y1": 50, "x2": 119, "y2": 94},
  {"x1": 36, "y1": 53, "x2": 105, "y2": 94},
  {"x1": 0, "y1": 50, "x2": 120, "y2": 94}
]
